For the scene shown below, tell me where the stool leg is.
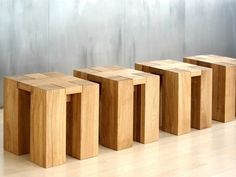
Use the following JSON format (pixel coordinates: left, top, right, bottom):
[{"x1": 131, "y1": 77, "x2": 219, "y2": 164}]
[
  {"x1": 4, "y1": 78, "x2": 30, "y2": 155},
  {"x1": 4, "y1": 78, "x2": 19, "y2": 154},
  {"x1": 30, "y1": 88, "x2": 66, "y2": 168},
  {"x1": 68, "y1": 84, "x2": 99, "y2": 159},
  {"x1": 100, "y1": 78, "x2": 133, "y2": 150},
  {"x1": 212, "y1": 65, "x2": 236, "y2": 122},
  {"x1": 162, "y1": 71, "x2": 191, "y2": 135},
  {"x1": 191, "y1": 69, "x2": 212, "y2": 129},
  {"x1": 134, "y1": 76, "x2": 160, "y2": 143}
]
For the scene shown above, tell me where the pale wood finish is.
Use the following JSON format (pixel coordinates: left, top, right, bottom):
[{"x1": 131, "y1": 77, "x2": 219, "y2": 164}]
[
  {"x1": 74, "y1": 66, "x2": 160, "y2": 150},
  {"x1": 191, "y1": 69, "x2": 212, "y2": 129},
  {"x1": 163, "y1": 70, "x2": 191, "y2": 135},
  {"x1": 136, "y1": 60, "x2": 212, "y2": 135},
  {"x1": 30, "y1": 87, "x2": 66, "y2": 168},
  {"x1": 1, "y1": 109, "x2": 236, "y2": 177},
  {"x1": 79, "y1": 83, "x2": 99, "y2": 159},
  {"x1": 4, "y1": 72, "x2": 99, "y2": 168},
  {"x1": 4, "y1": 79, "x2": 24, "y2": 155},
  {"x1": 184, "y1": 55, "x2": 236, "y2": 122},
  {"x1": 139, "y1": 73, "x2": 159, "y2": 143}
]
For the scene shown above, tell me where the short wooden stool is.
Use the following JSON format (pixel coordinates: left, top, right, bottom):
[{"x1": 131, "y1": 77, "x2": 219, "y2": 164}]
[
  {"x1": 74, "y1": 66, "x2": 160, "y2": 150},
  {"x1": 136, "y1": 60, "x2": 212, "y2": 135},
  {"x1": 184, "y1": 55, "x2": 236, "y2": 122},
  {"x1": 4, "y1": 72, "x2": 99, "y2": 168}
]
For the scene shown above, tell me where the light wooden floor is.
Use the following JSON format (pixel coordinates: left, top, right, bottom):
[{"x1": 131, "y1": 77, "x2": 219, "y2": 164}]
[{"x1": 0, "y1": 109, "x2": 236, "y2": 177}]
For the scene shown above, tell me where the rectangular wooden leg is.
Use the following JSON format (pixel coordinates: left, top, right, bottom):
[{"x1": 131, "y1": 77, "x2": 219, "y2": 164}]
[
  {"x1": 80, "y1": 84, "x2": 99, "y2": 158},
  {"x1": 162, "y1": 71, "x2": 191, "y2": 135},
  {"x1": 30, "y1": 87, "x2": 66, "y2": 168},
  {"x1": 116, "y1": 79, "x2": 134, "y2": 149},
  {"x1": 159, "y1": 77, "x2": 163, "y2": 129},
  {"x1": 224, "y1": 65, "x2": 236, "y2": 122},
  {"x1": 212, "y1": 65, "x2": 236, "y2": 122},
  {"x1": 134, "y1": 76, "x2": 160, "y2": 143},
  {"x1": 191, "y1": 69, "x2": 212, "y2": 129},
  {"x1": 4, "y1": 78, "x2": 19, "y2": 154},
  {"x1": 67, "y1": 84, "x2": 99, "y2": 159},
  {"x1": 4, "y1": 78, "x2": 30, "y2": 155},
  {"x1": 100, "y1": 78, "x2": 133, "y2": 150},
  {"x1": 143, "y1": 76, "x2": 160, "y2": 142}
]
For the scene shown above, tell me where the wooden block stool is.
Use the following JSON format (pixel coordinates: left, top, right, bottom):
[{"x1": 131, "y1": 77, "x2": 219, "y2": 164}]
[
  {"x1": 136, "y1": 60, "x2": 212, "y2": 135},
  {"x1": 74, "y1": 66, "x2": 160, "y2": 150},
  {"x1": 4, "y1": 72, "x2": 99, "y2": 168},
  {"x1": 184, "y1": 55, "x2": 236, "y2": 122}
]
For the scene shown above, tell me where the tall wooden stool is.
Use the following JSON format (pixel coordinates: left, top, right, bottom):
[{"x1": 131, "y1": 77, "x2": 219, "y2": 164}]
[
  {"x1": 136, "y1": 60, "x2": 212, "y2": 135},
  {"x1": 184, "y1": 55, "x2": 236, "y2": 122},
  {"x1": 4, "y1": 72, "x2": 99, "y2": 168},
  {"x1": 74, "y1": 66, "x2": 160, "y2": 150}
]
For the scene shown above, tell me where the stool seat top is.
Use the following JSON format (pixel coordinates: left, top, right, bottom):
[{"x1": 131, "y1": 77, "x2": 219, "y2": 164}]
[
  {"x1": 184, "y1": 55, "x2": 236, "y2": 67},
  {"x1": 136, "y1": 59, "x2": 211, "y2": 77},
  {"x1": 5, "y1": 72, "x2": 96, "y2": 94},
  {"x1": 74, "y1": 65, "x2": 158, "y2": 85}
]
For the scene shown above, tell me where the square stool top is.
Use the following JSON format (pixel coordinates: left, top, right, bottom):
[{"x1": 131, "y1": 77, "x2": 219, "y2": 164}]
[
  {"x1": 74, "y1": 65, "x2": 159, "y2": 85},
  {"x1": 5, "y1": 72, "x2": 96, "y2": 94},
  {"x1": 184, "y1": 55, "x2": 236, "y2": 67},
  {"x1": 136, "y1": 59, "x2": 211, "y2": 77}
]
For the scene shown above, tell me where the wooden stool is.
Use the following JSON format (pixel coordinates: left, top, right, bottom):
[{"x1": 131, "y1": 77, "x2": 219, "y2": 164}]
[
  {"x1": 136, "y1": 60, "x2": 212, "y2": 135},
  {"x1": 184, "y1": 55, "x2": 236, "y2": 122},
  {"x1": 4, "y1": 72, "x2": 99, "y2": 168},
  {"x1": 74, "y1": 66, "x2": 160, "y2": 150}
]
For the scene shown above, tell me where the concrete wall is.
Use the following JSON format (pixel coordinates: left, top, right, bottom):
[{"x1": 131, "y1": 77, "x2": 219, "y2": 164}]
[{"x1": 0, "y1": 0, "x2": 236, "y2": 106}]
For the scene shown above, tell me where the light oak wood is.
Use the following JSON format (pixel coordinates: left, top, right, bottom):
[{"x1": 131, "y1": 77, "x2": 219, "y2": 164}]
[
  {"x1": 136, "y1": 60, "x2": 212, "y2": 135},
  {"x1": 74, "y1": 66, "x2": 160, "y2": 150},
  {"x1": 191, "y1": 68, "x2": 212, "y2": 129},
  {"x1": 163, "y1": 69, "x2": 191, "y2": 135},
  {"x1": 30, "y1": 86, "x2": 66, "y2": 168},
  {"x1": 1, "y1": 109, "x2": 236, "y2": 177},
  {"x1": 4, "y1": 78, "x2": 24, "y2": 155},
  {"x1": 184, "y1": 55, "x2": 236, "y2": 122},
  {"x1": 4, "y1": 72, "x2": 99, "y2": 168},
  {"x1": 133, "y1": 73, "x2": 160, "y2": 143},
  {"x1": 66, "y1": 82, "x2": 99, "y2": 160},
  {"x1": 78, "y1": 83, "x2": 99, "y2": 159}
]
